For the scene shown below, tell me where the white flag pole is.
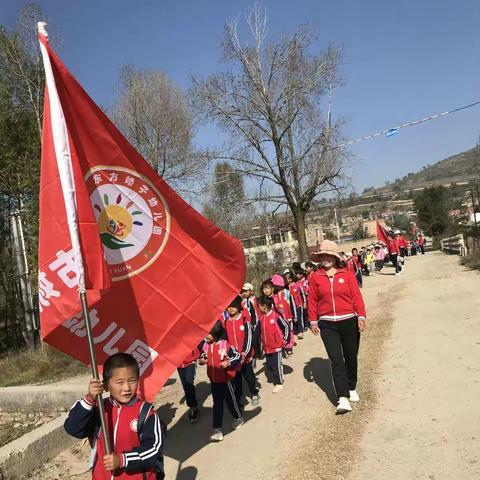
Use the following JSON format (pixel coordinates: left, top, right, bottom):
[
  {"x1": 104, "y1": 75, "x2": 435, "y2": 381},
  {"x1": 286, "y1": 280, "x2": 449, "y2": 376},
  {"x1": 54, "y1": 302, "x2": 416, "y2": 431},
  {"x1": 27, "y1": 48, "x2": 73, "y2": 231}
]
[{"x1": 37, "y1": 21, "x2": 111, "y2": 455}]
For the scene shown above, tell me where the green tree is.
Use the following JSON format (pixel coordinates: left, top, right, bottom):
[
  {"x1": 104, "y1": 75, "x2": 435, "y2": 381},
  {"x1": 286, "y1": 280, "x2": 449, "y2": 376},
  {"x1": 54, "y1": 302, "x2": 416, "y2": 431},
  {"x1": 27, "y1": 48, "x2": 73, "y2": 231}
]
[
  {"x1": 352, "y1": 222, "x2": 367, "y2": 241},
  {"x1": 0, "y1": 3, "x2": 48, "y2": 350},
  {"x1": 413, "y1": 186, "x2": 452, "y2": 237}
]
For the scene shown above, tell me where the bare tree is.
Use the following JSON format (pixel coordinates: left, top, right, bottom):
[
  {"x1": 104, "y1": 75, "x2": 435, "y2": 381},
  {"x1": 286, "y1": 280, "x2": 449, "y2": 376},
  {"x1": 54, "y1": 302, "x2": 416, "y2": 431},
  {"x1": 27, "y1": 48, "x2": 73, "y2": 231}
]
[
  {"x1": 203, "y1": 162, "x2": 246, "y2": 235},
  {"x1": 0, "y1": 2, "x2": 53, "y2": 139},
  {"x1": 110, "y1": 65, "x2": 208, "y2": 195},
  {"x1": 191, "y1": 4, "x2": 348, "y2": 259}
]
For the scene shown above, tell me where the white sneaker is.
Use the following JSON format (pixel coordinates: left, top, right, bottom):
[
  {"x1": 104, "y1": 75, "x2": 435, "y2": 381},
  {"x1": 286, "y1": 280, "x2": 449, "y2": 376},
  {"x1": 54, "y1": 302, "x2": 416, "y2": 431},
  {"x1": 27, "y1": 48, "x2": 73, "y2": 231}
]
[
  {"x1": 336, "y1": 397, "x2": 352, "y2": 414},
  {"x1": 349, "y1": 390, "x2": 360, "y2": 402},
  {"x1": 210, "y1": 429, "x2": 224, "y2": 442},
  {"x1": 232, "y1": 417, "x2": 244, "y2": 430},
  {"x1": 272, "y1": 384, "x2": 284, "y2": 394}
]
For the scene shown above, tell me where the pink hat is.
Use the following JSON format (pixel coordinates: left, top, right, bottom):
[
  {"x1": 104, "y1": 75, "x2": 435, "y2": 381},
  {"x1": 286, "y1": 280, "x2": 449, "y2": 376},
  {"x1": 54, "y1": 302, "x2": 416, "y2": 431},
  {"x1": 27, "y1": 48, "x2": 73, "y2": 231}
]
[{"x1": 271, "y1": 274, "x2": 285, "y2": 287}]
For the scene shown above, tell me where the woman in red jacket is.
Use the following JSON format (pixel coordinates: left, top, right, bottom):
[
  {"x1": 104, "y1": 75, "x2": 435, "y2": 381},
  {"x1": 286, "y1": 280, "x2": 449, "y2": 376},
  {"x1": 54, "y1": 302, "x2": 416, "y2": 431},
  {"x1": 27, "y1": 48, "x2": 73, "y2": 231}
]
[{"x1": 308, "y1": 240, "x2": 367, "y2": 414}]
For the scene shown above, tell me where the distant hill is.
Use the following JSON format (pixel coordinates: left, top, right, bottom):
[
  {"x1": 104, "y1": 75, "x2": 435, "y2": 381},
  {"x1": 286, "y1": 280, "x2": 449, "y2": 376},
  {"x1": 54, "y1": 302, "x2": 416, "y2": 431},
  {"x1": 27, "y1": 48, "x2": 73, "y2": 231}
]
[{"x1": 364, "y1": 146, "x2": 480, "y2": 196}]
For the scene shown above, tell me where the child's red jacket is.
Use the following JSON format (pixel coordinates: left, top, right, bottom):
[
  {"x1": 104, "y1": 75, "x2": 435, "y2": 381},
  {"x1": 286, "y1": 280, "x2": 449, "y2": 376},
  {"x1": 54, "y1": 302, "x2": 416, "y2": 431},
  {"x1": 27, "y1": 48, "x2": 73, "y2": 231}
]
[
  {"x1": 202, "y1": 339, "x2": 241, "y2": 383},
  {"x1": 64, "y1": 396, "x2": 164, "y2": 480},
  {"x1": 258, "y1": 309, "x2": 290, "y2": 354},
  {"x1": 222, "y1": 310, "x2": 254, "y2": 362}
]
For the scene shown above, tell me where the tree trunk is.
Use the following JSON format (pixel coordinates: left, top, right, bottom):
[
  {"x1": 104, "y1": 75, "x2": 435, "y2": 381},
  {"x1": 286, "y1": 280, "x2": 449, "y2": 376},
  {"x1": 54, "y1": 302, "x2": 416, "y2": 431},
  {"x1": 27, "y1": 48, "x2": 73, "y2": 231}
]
[{"x1": 292, "y1": 207, "x2": 309, "y2": 260}]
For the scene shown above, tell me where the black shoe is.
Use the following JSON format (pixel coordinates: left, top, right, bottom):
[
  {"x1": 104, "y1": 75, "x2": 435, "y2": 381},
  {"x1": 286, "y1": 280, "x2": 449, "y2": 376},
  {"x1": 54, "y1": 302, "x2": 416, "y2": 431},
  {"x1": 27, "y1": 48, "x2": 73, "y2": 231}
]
[{"x1": 188, "y1": 408, "x2": 199, "y2": 423}]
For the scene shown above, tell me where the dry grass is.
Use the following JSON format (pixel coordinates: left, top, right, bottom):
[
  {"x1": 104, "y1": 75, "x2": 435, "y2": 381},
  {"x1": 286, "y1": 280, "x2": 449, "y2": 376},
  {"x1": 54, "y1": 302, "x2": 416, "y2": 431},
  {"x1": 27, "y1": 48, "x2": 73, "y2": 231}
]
[
  {"x1": 0, "y1": 345, "x2": 88, "y2": 387},
  {"x1": 0, "y1": 419, "x2": 38, "y2": 447},
  {"x1": 460, "y1": 249, "x2": 480, "y2": 271}
]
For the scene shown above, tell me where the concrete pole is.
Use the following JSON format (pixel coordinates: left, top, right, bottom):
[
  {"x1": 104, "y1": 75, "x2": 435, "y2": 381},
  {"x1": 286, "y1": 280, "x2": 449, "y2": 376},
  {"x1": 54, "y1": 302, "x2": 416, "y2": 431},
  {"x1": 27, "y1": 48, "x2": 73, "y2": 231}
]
[
  {"x1": 11, "y1": 211, "x2": 36, "y2": 349},
  {"x1": 334, "y1": 208, "x2": 341, "y2": 242}
]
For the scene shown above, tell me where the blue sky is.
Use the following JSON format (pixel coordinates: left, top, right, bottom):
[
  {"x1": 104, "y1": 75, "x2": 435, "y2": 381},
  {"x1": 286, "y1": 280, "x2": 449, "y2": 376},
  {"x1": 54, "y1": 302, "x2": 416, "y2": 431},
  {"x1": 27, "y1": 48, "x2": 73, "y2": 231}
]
[{"x1": 3, "y1": 0, "x2": 480, "y2": 195}]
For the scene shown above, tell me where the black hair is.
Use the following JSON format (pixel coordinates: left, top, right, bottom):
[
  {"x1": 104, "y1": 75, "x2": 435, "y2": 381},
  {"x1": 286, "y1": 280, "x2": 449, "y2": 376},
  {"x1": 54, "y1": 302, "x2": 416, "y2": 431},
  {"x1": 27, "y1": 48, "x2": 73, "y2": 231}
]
[
  {"x1": 260, "y1": 279, "x2": 273, "y2": 292},
  {"x1": 273, "y1": 285, "x2": 283, "y2": 294},
  {"x1": 210, "y1": 320, "x2": 226, "y2": 341},
  {"x1": 305, "y1": 261, "x2": 314, "y2": 269},
  {"x1": 257, "y1": 295, "x2": 274, "y2": 309},
  {"x1": 103, "y1": 353, "x2": 139, "y2": 384},
  {"x1": 285, "y1": 272, "x2": 294, "y2": 283}
]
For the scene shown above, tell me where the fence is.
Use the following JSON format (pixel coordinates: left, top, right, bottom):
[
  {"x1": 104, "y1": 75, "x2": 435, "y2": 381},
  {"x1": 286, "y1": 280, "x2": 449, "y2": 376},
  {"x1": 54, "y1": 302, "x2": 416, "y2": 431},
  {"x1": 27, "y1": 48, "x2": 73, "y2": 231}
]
[{"x1": 440, "y1": 234, "x2": 468, "y2": 256}]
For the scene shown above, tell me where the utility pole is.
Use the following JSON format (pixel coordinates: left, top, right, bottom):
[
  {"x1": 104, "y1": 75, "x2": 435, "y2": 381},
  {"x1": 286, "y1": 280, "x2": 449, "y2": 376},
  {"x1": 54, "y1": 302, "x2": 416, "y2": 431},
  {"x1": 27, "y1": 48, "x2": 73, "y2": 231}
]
[
  {"x1": 334, "y1": 208, "x2": 341, "y2": 243},
  {"x1": 11, "y1": 210, "x2": 36, "y2": 349},
  {"x1": 471, "y1": 188, "x2": 479, "y2": 238}
]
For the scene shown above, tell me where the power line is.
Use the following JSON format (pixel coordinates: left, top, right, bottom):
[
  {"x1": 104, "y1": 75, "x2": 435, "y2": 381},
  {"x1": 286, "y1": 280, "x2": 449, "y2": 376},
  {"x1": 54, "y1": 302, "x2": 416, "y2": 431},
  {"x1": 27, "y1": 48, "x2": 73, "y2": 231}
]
[
  {"x1": 193, "y1": 99, "x2": 480, "y2": 194},
  {"x1": 335, "y1": 99, "x2": 480, "y2": 149}
]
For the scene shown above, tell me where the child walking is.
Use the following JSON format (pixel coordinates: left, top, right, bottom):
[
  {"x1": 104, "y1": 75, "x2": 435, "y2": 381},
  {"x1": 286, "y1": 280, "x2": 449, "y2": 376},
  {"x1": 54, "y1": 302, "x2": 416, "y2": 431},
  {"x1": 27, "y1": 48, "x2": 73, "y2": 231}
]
[
  {"x1": 223, "y1": 295, "x2": 260, "y2": 408},
  {"x1": 64, "y1": 353, "x2": 164, "y2": 480},
  {"x1": 200, "y1": 321, "x2": 244, "y2": 442},
  {"x1": 177, "y1": 342, "x2": 204, "y2": 423},
  {"x1": 256, "y1": 295, "x2": 290, "y2": 393},
  {"x1": 365, "y1": 248, "x2": 375, "y2": 276},
  {"x1": 285, "y1": 272, "x2": 305, "y2": 339}
]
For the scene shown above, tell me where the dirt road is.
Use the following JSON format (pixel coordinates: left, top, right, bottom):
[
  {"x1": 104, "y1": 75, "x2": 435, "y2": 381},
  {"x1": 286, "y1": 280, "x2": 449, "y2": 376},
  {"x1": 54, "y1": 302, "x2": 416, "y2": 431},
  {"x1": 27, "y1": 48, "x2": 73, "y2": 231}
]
[
  {"x1": 31, "y1": 251, "x2": 480, "y2": 480},
  {"x1": 349, "y1": 251, "x2": 480, "y2": 479}
]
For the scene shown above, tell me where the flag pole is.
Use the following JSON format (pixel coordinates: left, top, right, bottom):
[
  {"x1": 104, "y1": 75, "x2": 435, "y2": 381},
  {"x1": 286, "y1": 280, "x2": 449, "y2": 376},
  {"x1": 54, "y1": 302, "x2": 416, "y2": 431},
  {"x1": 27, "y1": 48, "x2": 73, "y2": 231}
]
[
  {"x1": 79, "y1": 289, "x2": 111, "y2": 454},
  {"x1": 37, "y1": 21, "x2": 111, "y2": 456}
]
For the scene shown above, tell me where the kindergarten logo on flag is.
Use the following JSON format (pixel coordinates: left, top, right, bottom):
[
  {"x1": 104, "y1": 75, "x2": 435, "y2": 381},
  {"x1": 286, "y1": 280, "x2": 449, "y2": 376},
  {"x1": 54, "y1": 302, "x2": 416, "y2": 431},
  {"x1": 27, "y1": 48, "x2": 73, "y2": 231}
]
[{"x1": 86, "y1": 166, "x2": 170, "y2": 281}]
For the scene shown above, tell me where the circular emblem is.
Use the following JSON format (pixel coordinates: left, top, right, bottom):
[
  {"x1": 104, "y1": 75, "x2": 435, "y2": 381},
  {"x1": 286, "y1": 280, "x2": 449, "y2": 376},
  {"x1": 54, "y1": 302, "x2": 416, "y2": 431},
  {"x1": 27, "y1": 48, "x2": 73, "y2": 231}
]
[
  {"x1": 339, "y1": 278, "x2": 345, "y2": 284},
  {"x1": 130, "y1": 419, "x2": 138, "y2": 432},
  {"x1": 239, "y1": 325, "x2": 245, "y2": 331},
  {"x1": 85, "y1": 166, "x2": 170, "y2": 281},
  {"x1": 270, "y1": 319, "x2": 275, "y2": 324}
]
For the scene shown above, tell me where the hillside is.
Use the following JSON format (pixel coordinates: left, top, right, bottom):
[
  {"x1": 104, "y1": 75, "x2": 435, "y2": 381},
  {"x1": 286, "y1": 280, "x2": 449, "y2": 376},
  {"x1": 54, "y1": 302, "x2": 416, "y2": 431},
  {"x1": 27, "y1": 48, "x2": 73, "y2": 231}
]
[{"x1": 366, "y1": 146, "x2": 480, "y2": 196}]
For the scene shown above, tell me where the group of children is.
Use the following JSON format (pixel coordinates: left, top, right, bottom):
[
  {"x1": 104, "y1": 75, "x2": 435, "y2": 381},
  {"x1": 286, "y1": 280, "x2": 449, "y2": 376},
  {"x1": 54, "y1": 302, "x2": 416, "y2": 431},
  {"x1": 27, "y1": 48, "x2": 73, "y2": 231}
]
[
  {"x1": 176, "y1": 261, "x2": 317, "y2": 443},
  {"x1": 63, "y1": 231, "x2": 424, "y2": 478}
]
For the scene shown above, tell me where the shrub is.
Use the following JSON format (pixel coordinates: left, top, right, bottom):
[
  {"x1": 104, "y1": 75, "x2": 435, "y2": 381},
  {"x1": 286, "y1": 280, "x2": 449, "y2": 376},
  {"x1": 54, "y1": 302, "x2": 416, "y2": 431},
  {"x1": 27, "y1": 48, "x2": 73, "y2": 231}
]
[{"x1": 460, "y1": 250, "x2": 480, "y2": 271}]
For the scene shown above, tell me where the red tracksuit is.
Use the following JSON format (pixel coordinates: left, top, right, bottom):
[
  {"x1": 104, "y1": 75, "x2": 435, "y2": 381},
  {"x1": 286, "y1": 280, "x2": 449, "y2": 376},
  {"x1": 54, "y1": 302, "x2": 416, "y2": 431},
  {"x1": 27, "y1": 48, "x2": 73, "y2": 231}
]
[
  {"x1": 308, "y1": 268, "x2": 366, "y2": 323},
  {"x1": 202, "y1": 339, "x2": 241, "y2": 383},
  {"x1": 273, "y1": 290, "x2": 293, "y2": 321},
  {"x1": 258, "y1": 309, "x2": 290, "y2": 354},
  {"x1": 388, "y1": 237, "x2": 400, "y2": 255},
  {"x1": 64, "y1": 396, "x2": 164, "y2": 480},
  {"x1": 222, "y1": 310, "x2": 254, "y2": 362},
  {"x1": 289, "y1": 282, "x2": 303, "y2": 310}
]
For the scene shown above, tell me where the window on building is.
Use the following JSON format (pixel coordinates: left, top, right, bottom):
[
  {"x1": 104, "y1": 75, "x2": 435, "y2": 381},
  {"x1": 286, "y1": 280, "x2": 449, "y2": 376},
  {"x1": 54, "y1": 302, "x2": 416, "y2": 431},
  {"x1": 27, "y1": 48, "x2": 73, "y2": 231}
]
[
  {"x1": 270, "y1": 232, "x2": 281, "y2": 244},
  {"x1": 255, "y1": 252, "x2": 268, "y2": 264}
]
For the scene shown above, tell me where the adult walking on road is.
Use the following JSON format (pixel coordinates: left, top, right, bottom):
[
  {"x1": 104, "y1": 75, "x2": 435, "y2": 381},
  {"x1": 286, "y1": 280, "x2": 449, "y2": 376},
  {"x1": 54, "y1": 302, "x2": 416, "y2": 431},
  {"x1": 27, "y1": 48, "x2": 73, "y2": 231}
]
[{"x1": 308, "y1": 240, "x2": 367, "y2": 414}]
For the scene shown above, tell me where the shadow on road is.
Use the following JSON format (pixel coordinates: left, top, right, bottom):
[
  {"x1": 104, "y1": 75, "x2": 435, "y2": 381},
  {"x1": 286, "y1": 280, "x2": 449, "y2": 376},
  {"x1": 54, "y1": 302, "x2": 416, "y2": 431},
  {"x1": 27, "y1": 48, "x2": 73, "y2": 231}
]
[
  {"x1": 303, "y1": 357, "x2": 337, "y2": 405},
  {"x1": 156, "y1": 380, "x2": 262, "y2": 480}
]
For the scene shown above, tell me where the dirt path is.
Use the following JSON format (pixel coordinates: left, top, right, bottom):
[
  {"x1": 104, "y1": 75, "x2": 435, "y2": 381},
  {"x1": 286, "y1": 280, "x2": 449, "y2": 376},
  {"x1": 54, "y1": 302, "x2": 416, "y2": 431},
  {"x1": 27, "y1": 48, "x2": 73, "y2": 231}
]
[
  {"x1": 30, "y1": 252, "x2": 479, "y2": 480},
  {"x1": 349, "y1": 251, "x2": 480, "y2": 479}
]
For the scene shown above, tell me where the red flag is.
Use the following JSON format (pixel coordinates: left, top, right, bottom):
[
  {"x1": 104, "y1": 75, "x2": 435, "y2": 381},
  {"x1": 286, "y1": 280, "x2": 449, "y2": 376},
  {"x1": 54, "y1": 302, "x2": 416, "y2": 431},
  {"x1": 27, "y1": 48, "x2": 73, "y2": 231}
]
[
  {"x1": 38, "y1": 29, "x2": 245, "y2": 401},
  {"x1": 376, "y1": 221, "x2": 389, "y2": 244}
]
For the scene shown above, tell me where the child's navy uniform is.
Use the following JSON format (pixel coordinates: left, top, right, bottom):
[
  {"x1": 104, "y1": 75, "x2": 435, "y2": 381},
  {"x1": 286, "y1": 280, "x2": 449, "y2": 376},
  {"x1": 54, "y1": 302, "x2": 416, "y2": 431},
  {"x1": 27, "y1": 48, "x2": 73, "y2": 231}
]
[{"x1": 64, "y1": 395, "x2": 164, "y2": 480}]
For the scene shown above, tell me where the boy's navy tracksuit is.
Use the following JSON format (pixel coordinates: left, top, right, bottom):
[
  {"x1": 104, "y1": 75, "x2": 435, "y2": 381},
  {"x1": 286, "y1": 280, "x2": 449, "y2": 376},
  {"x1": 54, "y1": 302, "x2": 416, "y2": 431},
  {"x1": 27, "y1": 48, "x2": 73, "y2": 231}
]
[{"x1": 64, "y1": 395, "x2": 164, "y2": 480}]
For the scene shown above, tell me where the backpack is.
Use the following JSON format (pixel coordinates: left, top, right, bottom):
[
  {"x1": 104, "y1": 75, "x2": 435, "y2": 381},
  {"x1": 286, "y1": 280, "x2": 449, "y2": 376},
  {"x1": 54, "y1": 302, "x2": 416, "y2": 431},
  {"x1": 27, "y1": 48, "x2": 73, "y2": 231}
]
[{"x1": 137, "y1": 401, "x2": 167, "y2": 480}]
